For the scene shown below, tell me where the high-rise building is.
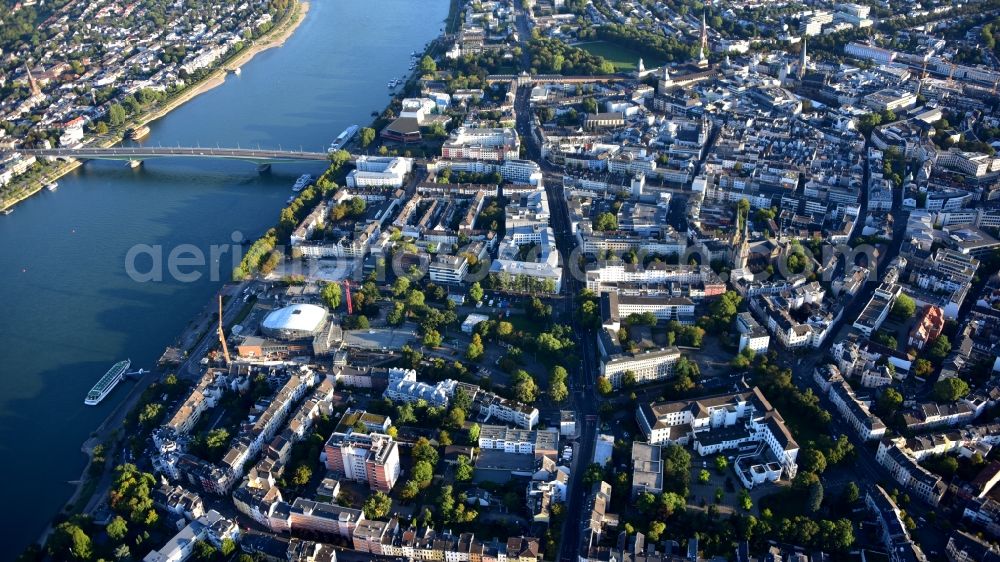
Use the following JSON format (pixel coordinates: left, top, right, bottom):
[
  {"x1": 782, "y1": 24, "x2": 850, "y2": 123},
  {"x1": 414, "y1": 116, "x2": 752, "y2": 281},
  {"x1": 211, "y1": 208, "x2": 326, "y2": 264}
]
[{"x1": 324, "y1": 409, "x2": 400, "y2": 492}]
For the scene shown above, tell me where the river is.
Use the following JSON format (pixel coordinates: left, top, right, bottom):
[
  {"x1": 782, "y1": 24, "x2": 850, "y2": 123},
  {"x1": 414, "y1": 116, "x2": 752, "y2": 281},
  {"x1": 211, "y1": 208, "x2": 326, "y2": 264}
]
[{"x1": 0, "y1": 0, "x2": 448, "y2": 555}]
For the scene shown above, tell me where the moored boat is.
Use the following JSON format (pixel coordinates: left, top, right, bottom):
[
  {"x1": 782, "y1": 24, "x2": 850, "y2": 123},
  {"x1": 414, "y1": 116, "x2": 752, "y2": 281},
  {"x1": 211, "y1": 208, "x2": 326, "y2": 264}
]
[
  {"x1": 292, "y1": 174, "x2": 312, "y2": 192},
  {"x1": 328, "y1": 125, "x2": 359, "y2": 152},
  {"x1": 85, "y1": 359, "x2": 131, "y2": 405}
]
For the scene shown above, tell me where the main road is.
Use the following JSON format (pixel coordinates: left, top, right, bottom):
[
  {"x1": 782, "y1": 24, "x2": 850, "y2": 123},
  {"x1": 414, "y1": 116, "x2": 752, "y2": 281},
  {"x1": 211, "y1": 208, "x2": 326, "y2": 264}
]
[{"x1": 513, "y1": 76, "x2": 599, "y2": 560}]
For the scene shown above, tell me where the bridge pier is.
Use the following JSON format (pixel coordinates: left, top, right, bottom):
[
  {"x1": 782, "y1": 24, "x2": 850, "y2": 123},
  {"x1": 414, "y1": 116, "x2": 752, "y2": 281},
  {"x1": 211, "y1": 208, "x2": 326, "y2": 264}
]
[{"x1": 257, "y1": 163, "x2": 271, "y2": 173}]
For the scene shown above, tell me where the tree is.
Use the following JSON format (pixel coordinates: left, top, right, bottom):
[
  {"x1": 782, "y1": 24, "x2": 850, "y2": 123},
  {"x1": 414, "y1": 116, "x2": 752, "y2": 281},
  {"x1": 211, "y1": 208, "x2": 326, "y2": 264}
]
[
  {"x1": 622, "y1": 371, "x2": 637, "y2": 387},
  {"x1": 913, "y1": 358, "x2": 934, "y2": 378},
  {"x1": 400, "y1": 480, "x2": 420, "y2": 500},
  {"x1": 662, "y1": 444, "x2": 692, "y2": 496},
  {"x1": 291, "y1": 464, "x2": 312, "y2": 486},
  {"x1": 647, "y1": 521, "x2": 666, "y2": 542},
  {"x1": 844, "y1": 482, "x2": 860, "y2": 505},
  {"x1": 412, "y1": 461, "x2": 435, "y2": 488},
  {"x1": 933, "y1": 377, "x2": 969, "y2": 402},
  {"x1": 446, "y1": 407, "x2": 466, "y2": 430},
  {"x1": 892, "y1": 293, "x2": 916, "y2": 319},
  {"x1": 110, "y1": 464, "x2": 159, "y2": 526},
  {"x1": 329, "y1": 149, "x2": 351, "y2": 168},
  {"x1": 392, "y1": 276, "x2": 410, "y2": 298},
  {"x1": 549, "y1": 378, "x2": 569, "y2": 402},
  {"x1": 138, "y1": 402, "x2": 163, "y2": 428},
  {"x1": 423, "y1": 328, "x2": 442, "y2": 348},
  {"x1": 858, "y1": 112, "x2": 882, "y2": 136},
  {"x1": 800, "y1": 448, "x2": 828, "y2": 474},
  {"x1": 438, "y1": 485, "x2": 457, "y2": 522},
  {"x1": 466, "y1": 333, "x2": 485, "y2": 361},
  {"x1": 468, "y1": 423, "x2": 480, "y2": 443},
  {"x1": 95, "y1": 121, "x2": 109, "y2": 135},
  {"x1": 583, "y1": 463, "x2": 605, "y2": 485},
  {"x1": 659, "y1": 491, "x2": 686, "y2": 517},
  {"x1": 878, "y1": 388, "x2": 904, "y2": 415},
  {"x1": 593, "y1": 212, "x2": 618, "y2": 231},
  {"x1": 220, "y1": 539, "x2": 237, "y2": 557},
  {"x1": 513, "y1": 370, "x2": 539, "y2": 403},
  {"x1": 708, "y1": 290, "x2": 742, "y2": 329},
  {"x1": 922, "y1": 454, "x2": 958, "y2": 478},
  {"x1": 363, "y1": 492, "x2": 393, "y2": 519},
  {"x1": 714, "y1": 455, "x2": 728, "y2": 473},
  {"x1": 739, "y1": 489, "x2": 753, "y2": 511},
  {"x1": 527, "y1": 297, "x2": 552, "y2": 321},
  {"x1": 468, "y1": 282, "x2": 484, "y2": 303},
  {"x1": 48, "y1": 521, "x2": 93, "y2": 560},
  {"x1": 321, "y1": 282, "x2": 342, "y2": 309},
  {"x1": 194, "y1": 541, "x2": 216, "y2": 560},
  {"x1": 928, "y1": 335, "x2": 952, "y2": 360},
  {"x1": 597, "y1": 376, "x2": 613, "y2": 395},
  {"x1": 699, "y1": 469, "x2": 711, "y2": 484},
  {"x1": 456, "y1": 455, "x2": 474, "y2": 481},
  {"x1": 420, "y1": 55, "x2": 437, "y2": 74},
  {"x1": 412, "y1": 437, "x2": 439, "y2": 466},
  {"x1": 108, "y1": 103, "x2": 127, "y2": 126},
  {"x1": 807, "y1": 479, "x2": 824, "y2": 513},
  {"x1": 106, "y1": 515, "x2": 128, "y2": 541},
  {"x1": 387, "y1": 301, "x2": 406, "y2": 326},
  {"x1": 360, "y1": 127, "x2": 376, "y2": 148}
]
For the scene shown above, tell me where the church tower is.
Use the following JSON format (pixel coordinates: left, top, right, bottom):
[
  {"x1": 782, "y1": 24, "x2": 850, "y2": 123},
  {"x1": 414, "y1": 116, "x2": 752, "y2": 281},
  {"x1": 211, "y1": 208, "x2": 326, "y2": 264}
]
[
  {"x1": 798, "y1": 37, "x2": 808, "y2": 81},
  {"x1": 733, "y1": 206, "x2": 750, "y2": 270},
  {"x1": 698, "y1": 11, "x2": 709, "y2": 68},
  {"x1": 25, "y1": 63, "x2": 41, "y2": 97}
]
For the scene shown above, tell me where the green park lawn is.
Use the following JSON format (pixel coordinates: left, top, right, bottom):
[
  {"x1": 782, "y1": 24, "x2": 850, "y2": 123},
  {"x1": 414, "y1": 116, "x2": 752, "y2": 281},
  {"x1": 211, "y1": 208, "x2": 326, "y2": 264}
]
[{"x1": 575, "y1": 40, "x2": 665, "y2": 71}]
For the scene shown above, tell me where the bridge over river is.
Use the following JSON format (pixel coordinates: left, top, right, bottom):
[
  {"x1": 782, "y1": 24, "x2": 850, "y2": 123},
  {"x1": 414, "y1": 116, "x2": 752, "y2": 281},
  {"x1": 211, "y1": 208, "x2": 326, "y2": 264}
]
[{"x1": 9, "y1": 146, "x2": 337, "y2": 168}]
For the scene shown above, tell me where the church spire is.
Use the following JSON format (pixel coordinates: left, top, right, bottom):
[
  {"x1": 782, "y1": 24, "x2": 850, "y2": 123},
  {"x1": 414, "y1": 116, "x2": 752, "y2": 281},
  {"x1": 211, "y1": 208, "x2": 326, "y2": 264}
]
[
  {"x1": 25, "y1": 62, "x2": 41, "y2": 97},
  {"x1": 698, "y1": 11, "x2": 709, "y2": 68},
  {"x1": 798, "y1": 37, "x2": 808, "y2": 80}
]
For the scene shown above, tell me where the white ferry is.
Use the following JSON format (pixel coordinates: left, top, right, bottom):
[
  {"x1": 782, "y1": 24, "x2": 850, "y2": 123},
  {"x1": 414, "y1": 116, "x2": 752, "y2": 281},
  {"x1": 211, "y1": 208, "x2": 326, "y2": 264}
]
[
  {"x1": 328, "y1": 125, "x2": 359, "y2": 152},
  {"x1": 292, "y1": 174, "x2": 312, "y2": 192},
  {"x1": 85, "y1": 359, "x2": 131, "y2": 405}
]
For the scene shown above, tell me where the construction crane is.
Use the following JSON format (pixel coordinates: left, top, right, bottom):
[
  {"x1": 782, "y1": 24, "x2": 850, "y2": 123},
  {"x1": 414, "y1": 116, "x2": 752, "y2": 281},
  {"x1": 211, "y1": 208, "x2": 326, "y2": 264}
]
[
  {"x1": 217, "y1": 294, "x2": 231, "y2": 366},
  {"x1": 344, "y1": 280, "x2": 353, "y2": 315}
]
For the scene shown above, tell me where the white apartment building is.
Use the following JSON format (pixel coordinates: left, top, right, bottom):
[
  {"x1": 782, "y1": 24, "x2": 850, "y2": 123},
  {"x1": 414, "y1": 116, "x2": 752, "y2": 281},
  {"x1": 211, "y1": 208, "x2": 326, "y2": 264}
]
[
  {"x1": 876, "y1": 438, "x2": 947, "y2": 506},
  {"x1": 383, "y1": 368, "x2": 456, "y2": 408},
  {"x1": 599, "y1": 345, "x2": 682, "y2": 389},
  {"x1": 636, "y1": 387, "x2": 799, "y2": 485},
  {"x1": 442, "y1": 127, "x2": 519, "y2": 161},
  {"x1": 477, "y1": 425, "x2": 559, "y2": 456},
  {"x1": 429, "y1": 254, "x2": 469, "y2": 284},
  {"x1": 828, "y1": 380, "x2": 886, "y2": 441},
  {"x1": 736, "y1": 312, "x2": 770, "y2": 353},
  {"x1": 845, "y1": 42, "x2": 895, "y2": 64},
  {"x1": 347, "y1": 156, "x2": 413, "y2": 188}
]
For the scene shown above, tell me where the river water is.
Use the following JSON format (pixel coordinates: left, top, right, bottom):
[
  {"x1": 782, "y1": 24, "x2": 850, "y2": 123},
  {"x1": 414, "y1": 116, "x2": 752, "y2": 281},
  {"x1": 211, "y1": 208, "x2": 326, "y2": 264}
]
[{"x1": 0, "y1": 0, "x2": 448, "y2": 554}]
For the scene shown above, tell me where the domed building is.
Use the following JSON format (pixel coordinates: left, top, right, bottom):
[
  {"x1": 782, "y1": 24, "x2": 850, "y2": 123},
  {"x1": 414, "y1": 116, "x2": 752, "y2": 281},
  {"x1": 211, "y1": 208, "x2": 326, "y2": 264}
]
[{"x1": 261, "y1": 304, "x2": 329, "y2": 341}]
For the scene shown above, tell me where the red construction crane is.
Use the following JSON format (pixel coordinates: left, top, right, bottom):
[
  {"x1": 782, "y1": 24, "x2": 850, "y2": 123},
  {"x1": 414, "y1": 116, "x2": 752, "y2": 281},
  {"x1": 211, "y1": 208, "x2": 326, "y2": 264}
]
[
  {"x1": 217, "y1": 294, "x2": 231, "y2": 366},
  {"x1": 344, "y1": 280, "x2": 353, "y2": 315}
]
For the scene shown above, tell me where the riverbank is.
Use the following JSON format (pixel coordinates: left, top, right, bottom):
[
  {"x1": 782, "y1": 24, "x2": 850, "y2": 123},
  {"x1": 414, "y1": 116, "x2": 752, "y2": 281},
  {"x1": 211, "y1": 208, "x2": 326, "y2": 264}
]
[
  {"x1": 7, "y1": 0, "x2": 451, "y2": 556},
  {"x1": 0, "y1": 1, "x2": 310, "y2": 214}
]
